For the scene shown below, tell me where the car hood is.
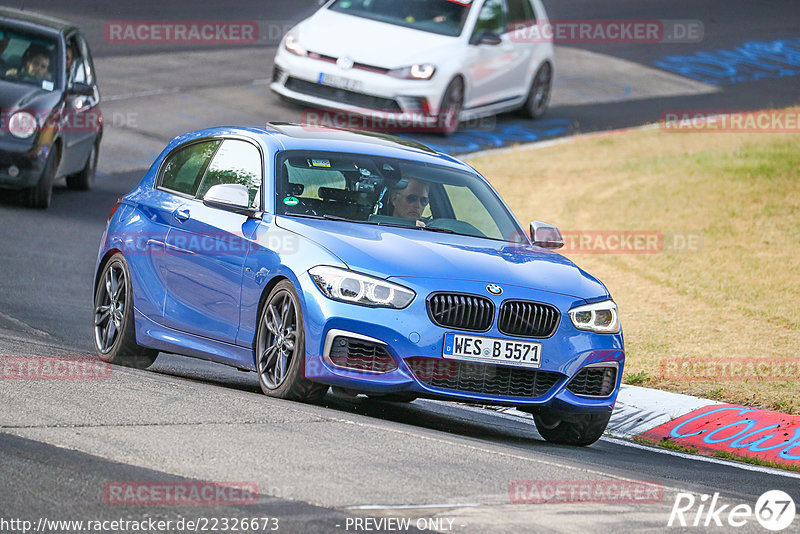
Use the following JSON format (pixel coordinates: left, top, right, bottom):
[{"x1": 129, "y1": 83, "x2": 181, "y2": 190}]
[
  {"x1": 276, "y1": 217, "x2": 609, "y2": 300},
  {"x1": 0, "y1": 80, "x2": 60, "y2": 112},
  {"x1": 295, "y1": 9, "x2": 459, "y2": 68}
]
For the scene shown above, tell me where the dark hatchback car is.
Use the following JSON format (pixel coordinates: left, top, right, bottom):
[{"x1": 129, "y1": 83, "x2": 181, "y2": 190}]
[{"x1": 0, "y1": 8, "x2": 101, "y2": 208}]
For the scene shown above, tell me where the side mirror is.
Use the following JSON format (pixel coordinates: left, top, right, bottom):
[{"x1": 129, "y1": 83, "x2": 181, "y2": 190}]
[
  {"x1": 470, "y1": 31, "x2": 503, "y2": 46},
  {"x1": 530, "y1": 221, "x2": 564, "y2": 249},
  {"x1": 203, "y1": 184, "x2": 257, "y2": 217},
  {"x1": 69, "y1": 82, "x2": 94, "y2": 96}
]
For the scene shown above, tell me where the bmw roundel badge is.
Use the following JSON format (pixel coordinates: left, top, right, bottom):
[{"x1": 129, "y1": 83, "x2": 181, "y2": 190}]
[{"x1": 486, "y1": 284, "x2": 503, "y2": 295}]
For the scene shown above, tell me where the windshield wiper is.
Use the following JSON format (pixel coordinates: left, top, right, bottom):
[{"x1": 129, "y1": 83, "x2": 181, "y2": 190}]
[
  {"x1": 283, "y1": 213, "x2": 352, "y2": 222},
  {"x1": 418, "y1": 226, "x2": 456, "y2": 234}
]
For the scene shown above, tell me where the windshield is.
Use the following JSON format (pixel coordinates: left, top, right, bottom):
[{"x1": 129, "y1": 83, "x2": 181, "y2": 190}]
[
  {"x1": 275, "y1": 151, "x2": 526, "y2": 243},
  {"x1": 0, "y1": 26, "x2": 59, "y2": 89},
  {"x1": 328, "y1": 0, "x2": 471, "y2": 37}
]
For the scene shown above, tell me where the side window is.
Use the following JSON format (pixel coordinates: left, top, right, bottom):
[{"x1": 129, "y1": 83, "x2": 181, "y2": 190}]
[
  {"x1": 506, "y1": 0, "x2": 536, "y2": 30},
  {"x1": 66, "y1": 35, "x2": 88, "y2": 86},
  {"x1": 196, "y1": 139, "x2": 262, "y2": 208},
  {"x1": 160, "y1": 140, "x2": 221, "y2": 196},
  {"x1": 76, "y1": 35, "x2": 95, "y2": 85},
  {"x1": 471, "y1": 0, "x2": 507, "y2": 38}
]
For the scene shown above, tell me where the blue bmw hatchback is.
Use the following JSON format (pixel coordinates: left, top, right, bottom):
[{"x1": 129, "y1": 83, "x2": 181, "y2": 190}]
[{"x1": 94, "y1": 123, "x2": 624, "y2": 446}]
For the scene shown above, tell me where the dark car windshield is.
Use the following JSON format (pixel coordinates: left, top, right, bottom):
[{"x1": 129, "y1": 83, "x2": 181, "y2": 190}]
[
  {"x1": 328, "y1": 0, "x2": 471, "y2": 37},
  {"x1": 0, "y1": 26, "x2": 60, "y2": 89},
  {"x1": 275, "y1": 151, "x2": 527, "y2": 243}
]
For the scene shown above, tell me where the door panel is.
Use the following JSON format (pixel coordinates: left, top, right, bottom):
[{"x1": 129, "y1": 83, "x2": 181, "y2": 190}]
[
  {"x1": 162, "y1": 203, "x2": 254, "y2": 343},
  {"x1": 161, "y1": 139, "x2": 264, "y2": 344}
]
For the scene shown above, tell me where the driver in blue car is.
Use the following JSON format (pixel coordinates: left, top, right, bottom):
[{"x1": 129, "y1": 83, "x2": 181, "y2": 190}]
[{"x1": 389, "y1": 177, "x2": 429, "y2": 220}]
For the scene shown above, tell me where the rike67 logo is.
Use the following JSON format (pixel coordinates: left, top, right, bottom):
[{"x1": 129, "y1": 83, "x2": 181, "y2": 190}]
[{"x1": 669, "y1": 490, "x2": 796, "y2": 531}]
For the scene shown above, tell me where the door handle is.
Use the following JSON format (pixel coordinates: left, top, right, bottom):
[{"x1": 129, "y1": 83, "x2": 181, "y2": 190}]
[{"x1": 173, "y1": 207, "x2": 190, "y2": 221}]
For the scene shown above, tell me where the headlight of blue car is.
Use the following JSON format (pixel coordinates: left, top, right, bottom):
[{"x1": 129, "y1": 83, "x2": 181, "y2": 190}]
[
  {"x1": 569, "y1": 300, "x2": 620, "y2": 333},
  {"x1": 309, "y1": 266, "x2": 416, "y2": 309}
]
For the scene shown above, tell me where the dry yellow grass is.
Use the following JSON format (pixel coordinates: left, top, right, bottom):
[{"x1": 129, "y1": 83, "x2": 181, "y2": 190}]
[{"x1": 469, "y1": 122, "x2": 800, "y2": 413}]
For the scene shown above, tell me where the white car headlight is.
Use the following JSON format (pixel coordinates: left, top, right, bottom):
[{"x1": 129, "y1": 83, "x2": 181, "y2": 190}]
[
  {"x1": 284, "y1": 34, "x2": 307, "y2": 56},
  {"x1": 310, "y1": 266, "x2": 415, "y2": 309},
  {"x1": 388, "y1": 63, "x2": 436, "y2": 80},
  {"x1": 569, "y1": 300, "x2": 620, "y2": 333},
  {"x1": 8, "y1": 111, "x2": 37, "y2": 139}
]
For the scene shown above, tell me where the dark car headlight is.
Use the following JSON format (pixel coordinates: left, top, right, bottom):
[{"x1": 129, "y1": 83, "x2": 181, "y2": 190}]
[
  {"x1": 569, "y1": 300, "x2": 620, "y2": 333},
  {"x1": 9, "y1": 111, "x2": 37, "y2": 139},
  {"x1": 310, "y1": 266, "x2": 415, "y2": 309}
]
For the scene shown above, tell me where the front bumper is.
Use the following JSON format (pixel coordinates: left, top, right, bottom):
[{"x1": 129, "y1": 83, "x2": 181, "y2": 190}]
[
  {"x1": 271, "y1": 50, "x2": 450, "y2": 129},
  {"x1": 0, "y1": 139, "x2": 46, "y2": 189},
  {"x1": 299, "y1": 273, "x2": 624, "y2": 414}
]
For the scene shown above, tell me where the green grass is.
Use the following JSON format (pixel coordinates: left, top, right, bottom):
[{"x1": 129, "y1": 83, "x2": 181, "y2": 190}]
[
  {"x1": 471, "y1": 116, "x2": 800, "y2": 413},
  {"x1": 633, "y1": 436, "x2": 699, "y2": 454}
]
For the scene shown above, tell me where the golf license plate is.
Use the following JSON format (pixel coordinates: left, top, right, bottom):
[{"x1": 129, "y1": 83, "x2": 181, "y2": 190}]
[
  {"x1": 318, "y1": 73, "x2": 363, "y2": 92},
  {"x1": 442, "y1": 333, "x2": 542, "y2": 368}
]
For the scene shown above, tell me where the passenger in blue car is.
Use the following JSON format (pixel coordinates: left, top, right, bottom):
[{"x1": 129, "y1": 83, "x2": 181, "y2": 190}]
[{"x1": 389, "y1": 177, "x2": 429, "y2": 220}]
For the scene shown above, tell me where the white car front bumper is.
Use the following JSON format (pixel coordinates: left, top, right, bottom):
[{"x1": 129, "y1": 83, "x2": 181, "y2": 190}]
[{"x1": 271, "y1": 48, "x2": 452, "y2": 129}]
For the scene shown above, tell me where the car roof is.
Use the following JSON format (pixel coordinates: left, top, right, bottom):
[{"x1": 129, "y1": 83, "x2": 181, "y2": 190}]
[
  {"x1": 0, "y1": 7, "x2": 76, "y2": 35},
  {"x1": 169, "y1": 124, "x2": 472, "y2": 172},
  {"x1": 262, "y1": 122, "x2": 470, "y2": 170}
]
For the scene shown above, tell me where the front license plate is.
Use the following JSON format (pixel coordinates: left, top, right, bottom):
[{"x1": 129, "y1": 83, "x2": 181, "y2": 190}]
[
  {"x1": 442, "y1": 333, "x2": 541, "y2": 368},
  {"x1": 318, "y1": 73, "x2": 363, "y2": 92}
]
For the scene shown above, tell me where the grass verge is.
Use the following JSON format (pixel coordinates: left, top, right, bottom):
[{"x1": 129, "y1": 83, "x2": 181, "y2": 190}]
[{"x1": 470, "y1": 113, "x2": 800, "y2": 413}]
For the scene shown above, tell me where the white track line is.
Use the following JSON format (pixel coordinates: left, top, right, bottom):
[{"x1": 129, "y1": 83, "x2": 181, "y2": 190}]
[{"x1": 603, "y1": 437, "x2": 800, "y2": 479}]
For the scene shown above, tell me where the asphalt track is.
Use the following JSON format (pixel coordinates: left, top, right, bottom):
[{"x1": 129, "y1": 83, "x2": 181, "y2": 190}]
[{"x1": 1, "y1": 1, "x2": 799, "y2": 532}]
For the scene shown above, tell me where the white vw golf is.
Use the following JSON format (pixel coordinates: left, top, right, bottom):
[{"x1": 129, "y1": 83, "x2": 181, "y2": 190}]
[{"x1": 271, "y1": 0, "x2": 554, "y2": 133}]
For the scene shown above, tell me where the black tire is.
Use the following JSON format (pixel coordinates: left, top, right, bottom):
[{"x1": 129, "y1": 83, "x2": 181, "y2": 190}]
[
  {"x1": 521, "y1": 62, "x2": 552, "y2": 119},
  {"x1": 255, "y1": 280, "x2": 327, "y2": 403},
  {"x1": 93, "y1": 254, "x2": 158, "y2": 369},
  {"x1": 533, "y1": 410, "x2": 611, "y2": 446},
  {"x1": 437, "y1": 78, "x2": 464, "y2": 136},
  {"x1": 367, "y1": 393, "x2": 417, "y2": 403},
  {"x1": 66, "y1": 140, "x2": 99, "y2": 190},
  {"x1": 25, "y1": 146, "x2": 58, "y2": 209}
]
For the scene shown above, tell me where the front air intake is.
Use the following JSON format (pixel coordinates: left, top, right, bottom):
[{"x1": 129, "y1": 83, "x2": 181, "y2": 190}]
[{"x1": 327, "y1": 336, "x2": 397, "y2": 373}]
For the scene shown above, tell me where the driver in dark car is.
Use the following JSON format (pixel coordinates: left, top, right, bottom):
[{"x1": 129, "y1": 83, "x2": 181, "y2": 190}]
[
  {"x1": 389, "y1": 177, "x2": 430, "y2": 220},
  {"x1": 5, "y1": 43, "x2": 52, "y2": 81}
]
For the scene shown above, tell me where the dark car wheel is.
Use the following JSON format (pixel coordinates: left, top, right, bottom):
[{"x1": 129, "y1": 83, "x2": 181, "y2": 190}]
[
  {"x1": 521, "y1": 62, "x2": 552, "y2": 119},
  {"x1": 66, "y1": 140, "x2": 99, "y2": 190},
  {"x1": 437, "y1": 78, "x2": 464, "y2": 136},
  {"x1": 533, "y1": 409, "x2": 611, "y2": 446},
  {"x1": 256, "y1": 280, "x2": 327, "y2": 402},
  {"x1": 94, "y1": 254, "x2": 158, "y2": 369},
  {"x1": 25, "y1": 146, "x2": 58, "y2": 209}
]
